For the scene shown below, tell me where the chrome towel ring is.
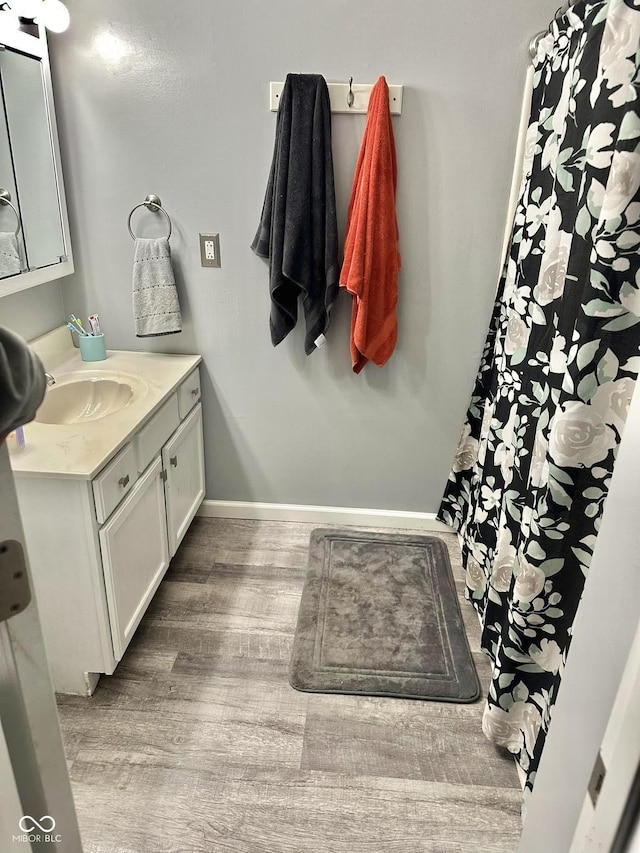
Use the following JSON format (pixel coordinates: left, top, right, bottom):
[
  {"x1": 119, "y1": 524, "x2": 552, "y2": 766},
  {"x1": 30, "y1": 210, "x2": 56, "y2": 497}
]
[
  {"x1": 0, "y1": 189, "x2": 21, "y2": 237},
  {"x1": 127, "y1": 193, "x2": 172, "y2": 241}
]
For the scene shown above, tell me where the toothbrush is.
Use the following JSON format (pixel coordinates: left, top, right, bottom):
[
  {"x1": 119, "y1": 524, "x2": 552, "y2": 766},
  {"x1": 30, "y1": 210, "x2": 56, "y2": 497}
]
[
  {"x1": 69, "y1": 314, "x2": 88, "y2": 335},
  {"x1": 67, "y1": 322, "x2": 81, "y2": 335},
  {"x1": 69, "y1": 314, "x2": 87, "y2": 334},
  {"x1": 88, "y1": 314, "x2": 101, "y2": 336}
]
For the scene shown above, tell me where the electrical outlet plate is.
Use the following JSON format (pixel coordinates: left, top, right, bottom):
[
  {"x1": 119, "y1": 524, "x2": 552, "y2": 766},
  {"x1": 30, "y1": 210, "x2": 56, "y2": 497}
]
[{"x1": 199, "y1": 233, "x2": 221, "y2": 268}]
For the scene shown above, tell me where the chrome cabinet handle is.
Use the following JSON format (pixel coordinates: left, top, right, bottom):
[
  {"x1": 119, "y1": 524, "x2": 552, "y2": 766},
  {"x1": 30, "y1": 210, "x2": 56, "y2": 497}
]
[
  {"x1": 170, "y1": 456, "x2": 178, "y2": 467},
  {"x1": 118, "y1": 474, "x2": 130, "y2": 488}
]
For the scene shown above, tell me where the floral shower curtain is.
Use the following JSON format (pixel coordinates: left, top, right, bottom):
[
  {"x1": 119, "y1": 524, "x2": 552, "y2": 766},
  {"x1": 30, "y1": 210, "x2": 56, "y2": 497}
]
[{"x1": 438, "y1": 0, "x2": 640, "y2": 793}]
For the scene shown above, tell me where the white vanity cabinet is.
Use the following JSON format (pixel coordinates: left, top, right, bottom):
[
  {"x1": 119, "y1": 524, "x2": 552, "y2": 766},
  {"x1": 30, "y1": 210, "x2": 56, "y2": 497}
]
[
  {"x1": 100, "y1": 402, "x2": 204, "y2": 659},
  {"x1": 99, "y1": 456, "x2": 169, "y2": 661},
  {"x1": 13, "y1": 363, "x2": 205, "y2": 696}
]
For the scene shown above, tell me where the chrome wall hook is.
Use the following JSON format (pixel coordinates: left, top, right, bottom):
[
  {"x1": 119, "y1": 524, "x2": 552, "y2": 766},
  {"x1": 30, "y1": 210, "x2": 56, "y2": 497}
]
[{"x1": 347, "y1": 76, "x2": 354, "y2": 109}]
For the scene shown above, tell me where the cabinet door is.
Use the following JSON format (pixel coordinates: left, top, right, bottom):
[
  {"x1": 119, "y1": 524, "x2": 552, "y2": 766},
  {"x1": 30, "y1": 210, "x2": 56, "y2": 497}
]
[
  {"x1": 163, "y1": 403, "x2": 205, "y2": 557},
  {"x1": 99, "y1": 456, "x2": 169, "y2": 660}
]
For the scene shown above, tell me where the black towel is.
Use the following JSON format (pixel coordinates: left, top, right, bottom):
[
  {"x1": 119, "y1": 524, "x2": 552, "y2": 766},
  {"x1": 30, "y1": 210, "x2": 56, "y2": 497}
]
[{"x1": 251, "y1": 74, "x2": 339, "y2": 355}]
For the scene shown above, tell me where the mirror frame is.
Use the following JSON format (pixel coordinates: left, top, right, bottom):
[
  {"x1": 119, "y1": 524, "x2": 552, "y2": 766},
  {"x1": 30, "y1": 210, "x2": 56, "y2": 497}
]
[{"x1": 0, "y1": 21, "x2": 73, "y2": 298}]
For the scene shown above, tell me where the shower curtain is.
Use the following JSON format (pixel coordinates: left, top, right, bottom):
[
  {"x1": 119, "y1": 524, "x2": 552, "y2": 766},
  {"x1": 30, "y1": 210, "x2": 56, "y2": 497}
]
[{"x1": 438, "y1": 0, "x2": 640, "y2": 793}]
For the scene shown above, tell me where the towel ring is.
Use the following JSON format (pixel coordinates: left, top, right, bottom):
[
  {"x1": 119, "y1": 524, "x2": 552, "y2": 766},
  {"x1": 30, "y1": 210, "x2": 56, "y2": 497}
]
[
  {"x1": 0, "y1": 189, "x2": 21, "y2": 237},
  {"x1": 127, "y1": 194, "x2": 172, "y2": 241}
]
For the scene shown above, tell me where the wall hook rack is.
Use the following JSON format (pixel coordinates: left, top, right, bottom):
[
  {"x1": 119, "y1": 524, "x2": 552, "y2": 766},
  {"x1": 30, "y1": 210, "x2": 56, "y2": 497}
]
[{"x1": 269, "y1": 80, "x2": 404, "y2": 115}]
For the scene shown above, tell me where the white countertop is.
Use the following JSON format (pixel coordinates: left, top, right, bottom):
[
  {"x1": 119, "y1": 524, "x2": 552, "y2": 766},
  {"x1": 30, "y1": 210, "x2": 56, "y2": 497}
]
[{"x1": 10, "y1": 347, "x2": 201, "y2": 480}]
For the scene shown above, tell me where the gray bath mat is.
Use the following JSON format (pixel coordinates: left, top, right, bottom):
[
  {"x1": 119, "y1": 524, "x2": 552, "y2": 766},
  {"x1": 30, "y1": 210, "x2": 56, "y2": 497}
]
[{"x1": 290, "y1": 529, "x2": 480, "y2": 702}]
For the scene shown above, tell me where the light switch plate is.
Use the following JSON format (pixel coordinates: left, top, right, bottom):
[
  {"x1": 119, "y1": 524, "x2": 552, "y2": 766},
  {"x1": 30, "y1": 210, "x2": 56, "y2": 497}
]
[{"x1": 199, "y1": 233, "x2": 221, "y2": 268}]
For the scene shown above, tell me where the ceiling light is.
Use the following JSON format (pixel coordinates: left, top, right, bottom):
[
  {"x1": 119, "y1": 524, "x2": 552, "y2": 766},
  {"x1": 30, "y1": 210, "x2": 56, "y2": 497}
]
[
  {"x1": 2, "y1": 0, "x2": 70, "y2": 32},
  {"x1": 8, "y1": 0, "x2": 41, "y2": 18},
  {"x1": 38, "y1": 0, "x2": 69, "y2": 33}
]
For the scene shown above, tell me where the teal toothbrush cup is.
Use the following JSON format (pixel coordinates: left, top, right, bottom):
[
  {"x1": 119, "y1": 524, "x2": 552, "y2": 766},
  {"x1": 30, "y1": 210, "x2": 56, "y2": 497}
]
[{"x1": 79, "y1": 334, "x2": 107, "y2": 362}]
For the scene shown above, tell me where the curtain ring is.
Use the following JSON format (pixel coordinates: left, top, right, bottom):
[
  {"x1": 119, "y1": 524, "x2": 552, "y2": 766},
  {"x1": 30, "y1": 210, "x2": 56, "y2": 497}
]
[{"x1": 347, "y1": 76, "x2": 354, "y2": 109}]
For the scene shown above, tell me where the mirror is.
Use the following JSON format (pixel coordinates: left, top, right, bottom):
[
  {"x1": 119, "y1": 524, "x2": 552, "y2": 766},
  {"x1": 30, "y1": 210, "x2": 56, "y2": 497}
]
[{"x1": 0, "y1": 24, "x2": 73, "y2": 296}]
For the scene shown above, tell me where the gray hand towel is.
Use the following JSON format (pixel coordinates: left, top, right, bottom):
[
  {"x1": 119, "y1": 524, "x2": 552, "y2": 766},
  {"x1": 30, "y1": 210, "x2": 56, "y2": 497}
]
[
  {"x1": 0, "y1": 232, "x2": 22, "y2": 277},
  {"x1": 251, "y1": 74, "x2": 339, "y2": 355},
  {"x1": 132, "y1": 237, "x2": 182, "y2": 337},
  {"x1": 0, "y1": 326, "x2": 46, "y2": 437}
]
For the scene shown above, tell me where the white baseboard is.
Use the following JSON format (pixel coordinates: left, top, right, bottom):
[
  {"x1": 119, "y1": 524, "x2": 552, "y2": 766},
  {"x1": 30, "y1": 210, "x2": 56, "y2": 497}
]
[{"x1": 197, "y1": 500, "x2": 452, "y2": 532}]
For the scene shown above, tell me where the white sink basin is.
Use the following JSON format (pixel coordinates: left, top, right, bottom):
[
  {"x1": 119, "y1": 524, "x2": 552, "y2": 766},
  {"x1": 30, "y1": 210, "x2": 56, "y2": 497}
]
[{"x1": 36, "y1": 374, "x2": 143, "y2": 425}]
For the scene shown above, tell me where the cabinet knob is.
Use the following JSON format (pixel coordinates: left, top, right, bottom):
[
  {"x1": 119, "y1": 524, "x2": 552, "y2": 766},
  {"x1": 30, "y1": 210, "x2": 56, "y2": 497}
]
[
  {"x1": 118, "y1": 474, "x2": 130, "y2": 488},
  {"x1": 190, "y1": 388, "x2": 199, "y2": 397},
  {"x1": 170, "y1": 456, "x2": 178, "y2": 467}
]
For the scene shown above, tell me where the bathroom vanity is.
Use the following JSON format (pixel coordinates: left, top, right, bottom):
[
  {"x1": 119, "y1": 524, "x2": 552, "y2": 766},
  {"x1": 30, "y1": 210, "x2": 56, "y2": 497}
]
[{"x1": 10, "y1": 329, "x2": 205, "y2": 695}]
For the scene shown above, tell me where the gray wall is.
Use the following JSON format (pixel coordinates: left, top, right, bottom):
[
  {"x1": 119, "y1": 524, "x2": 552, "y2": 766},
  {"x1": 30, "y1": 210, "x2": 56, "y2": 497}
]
[
  {"x1": 47, "y1": 0, "x2": 559, "y2": 511},
  {"x1": 0, "y1": 281, "x2": 65, "y2": 341}
]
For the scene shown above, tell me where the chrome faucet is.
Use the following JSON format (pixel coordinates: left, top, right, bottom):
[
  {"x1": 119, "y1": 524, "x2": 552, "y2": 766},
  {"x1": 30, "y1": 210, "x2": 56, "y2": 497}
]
[{"x1": 45, "y1": 372, "x2": 56, "y2": 386}]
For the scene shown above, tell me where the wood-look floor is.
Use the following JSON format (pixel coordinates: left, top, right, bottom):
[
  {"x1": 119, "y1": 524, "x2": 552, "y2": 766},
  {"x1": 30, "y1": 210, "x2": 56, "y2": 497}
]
[{"x1": 56, "y1": 519, "x2": 523, "y2": 853}]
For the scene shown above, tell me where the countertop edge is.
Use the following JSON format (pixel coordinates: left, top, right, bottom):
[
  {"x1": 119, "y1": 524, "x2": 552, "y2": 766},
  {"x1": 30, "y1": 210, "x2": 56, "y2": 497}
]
[{"x1": 10, "y1": 351, "x2": 203, "y2": 481}]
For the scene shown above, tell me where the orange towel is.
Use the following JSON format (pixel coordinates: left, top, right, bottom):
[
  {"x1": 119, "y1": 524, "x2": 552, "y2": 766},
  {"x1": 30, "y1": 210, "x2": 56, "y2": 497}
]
[{"x1": 340, "y1": 76, "x2": 400, "y2": 374}]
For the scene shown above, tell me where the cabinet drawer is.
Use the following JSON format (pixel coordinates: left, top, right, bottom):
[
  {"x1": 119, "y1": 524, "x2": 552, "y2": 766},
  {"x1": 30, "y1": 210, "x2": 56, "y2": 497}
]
[
  {"x1": 93, "y1": 443, "x2": 137, "y2": 523},
  {"x1": 134, "y1": 393, "x2": 180, "y2": 475},
  {"x1": 177, "y1": 368, "x2": 201, "y2": 419}
]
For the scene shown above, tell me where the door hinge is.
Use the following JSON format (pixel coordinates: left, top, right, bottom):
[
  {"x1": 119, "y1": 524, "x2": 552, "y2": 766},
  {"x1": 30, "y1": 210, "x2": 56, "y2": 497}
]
[
  {"x1": 0, "y1": 540, "x2": 31, "y2": 624},
  {"x1": 160, "y1": 469, "x2": 168, "y2": 482},
  {"x1": 588, "y1": 751, "x2": 607, "y2": 806}
]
